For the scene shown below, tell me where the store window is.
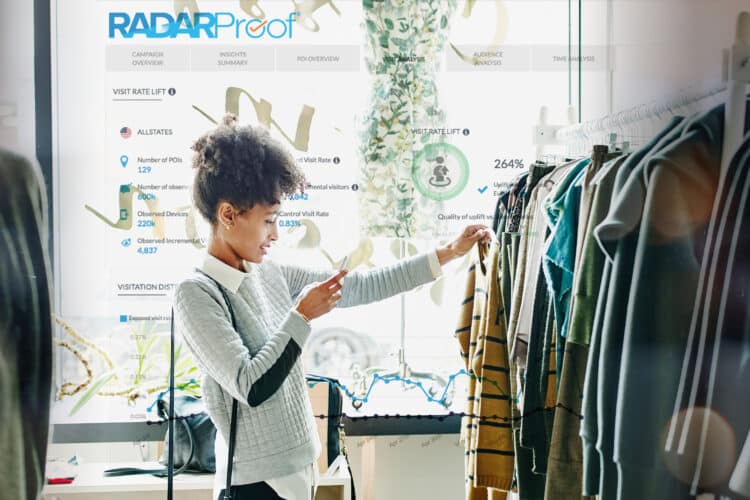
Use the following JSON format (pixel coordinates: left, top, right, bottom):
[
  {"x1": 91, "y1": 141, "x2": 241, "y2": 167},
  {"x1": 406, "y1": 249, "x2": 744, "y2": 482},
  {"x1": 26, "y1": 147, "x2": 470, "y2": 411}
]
[{"x1": 50, "y1": 0, "x2": 586, "y2": 432}]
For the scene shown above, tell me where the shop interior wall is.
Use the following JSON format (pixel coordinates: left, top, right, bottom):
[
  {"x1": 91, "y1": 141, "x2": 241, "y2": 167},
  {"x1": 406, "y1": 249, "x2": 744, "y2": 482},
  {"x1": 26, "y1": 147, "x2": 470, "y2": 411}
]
[
  {"x1": 583, "y1": 0, "x2": 749, "y2": 124},
  {"x1": 0, "y1": 0, "x2": 35, "y2": 158}
]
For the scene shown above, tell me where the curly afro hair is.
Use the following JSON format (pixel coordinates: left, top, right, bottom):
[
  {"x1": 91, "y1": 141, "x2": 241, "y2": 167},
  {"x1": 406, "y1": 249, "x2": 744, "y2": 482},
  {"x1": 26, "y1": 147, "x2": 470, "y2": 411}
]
[{"x1": 191, "y1": 114, "x2": 305, "y2": 224}]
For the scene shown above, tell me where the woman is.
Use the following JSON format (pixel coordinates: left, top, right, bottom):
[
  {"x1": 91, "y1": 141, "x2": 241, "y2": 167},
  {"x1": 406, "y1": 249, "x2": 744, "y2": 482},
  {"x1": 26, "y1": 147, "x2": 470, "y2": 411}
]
[{"x1": 174, "y1": 114, "x2": 491, "y2": 500}]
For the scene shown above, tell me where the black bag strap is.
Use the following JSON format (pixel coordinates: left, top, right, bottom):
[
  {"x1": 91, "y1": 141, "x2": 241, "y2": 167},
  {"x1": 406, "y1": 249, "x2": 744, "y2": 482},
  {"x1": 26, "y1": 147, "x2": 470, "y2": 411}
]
[
  {"x1": 208, "y1": 275, "x2": 241, "y2": 500},
  {"x1": 167, "y1": 275, "x2": 239, "y2": 499},
  {"x1": 167, "y1": 307, "x2": 176, "y2": 500},
  {"x1": 224, "y1": 399, "x2": 239, "y2": 500}
]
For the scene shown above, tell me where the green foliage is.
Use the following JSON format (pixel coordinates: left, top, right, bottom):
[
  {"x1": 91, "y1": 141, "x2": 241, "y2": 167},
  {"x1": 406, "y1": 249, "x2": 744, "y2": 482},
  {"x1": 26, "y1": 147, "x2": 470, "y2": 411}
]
[
  {"x1": 65, "y1": 320, "x2": 201, "y2": 416},
  {"x1": 69, "y1": 371, "x2": 116, "y2": 416},
  {"x1": 359, "y1": 0, "x2": 458, "y2": 239}
]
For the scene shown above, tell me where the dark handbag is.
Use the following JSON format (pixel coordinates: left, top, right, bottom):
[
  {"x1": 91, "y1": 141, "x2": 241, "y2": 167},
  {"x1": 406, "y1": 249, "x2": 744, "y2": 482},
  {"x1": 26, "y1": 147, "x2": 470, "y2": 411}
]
[
  {"x1": 156, "y1": 395, "x2": 216, "y2": 473},
  {"x1": 102, "y1": 393, "x2": 217, "y2": 477}
]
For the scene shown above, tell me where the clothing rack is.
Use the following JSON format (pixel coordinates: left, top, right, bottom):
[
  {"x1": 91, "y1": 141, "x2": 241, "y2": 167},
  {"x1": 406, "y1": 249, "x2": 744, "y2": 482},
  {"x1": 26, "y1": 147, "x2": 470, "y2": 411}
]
[
  {"x1": 555, "y1": 82, "x2": 727, "y2": 144},
  {"x1": 533, "y1": 81, "x2": 729, "y2": 160},
  {"x1": 534, "y1": 11, "x2": 750, "y2": 171},
  {"x1": 534, "y1": 11, "x2": 750, "y2": 498}
]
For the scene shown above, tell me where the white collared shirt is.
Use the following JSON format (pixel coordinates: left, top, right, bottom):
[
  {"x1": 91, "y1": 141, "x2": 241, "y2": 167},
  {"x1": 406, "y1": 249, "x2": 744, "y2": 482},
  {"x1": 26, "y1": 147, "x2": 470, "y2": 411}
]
[{"x1": 213, "y1": 430, "x2": 319, "y2": 500}]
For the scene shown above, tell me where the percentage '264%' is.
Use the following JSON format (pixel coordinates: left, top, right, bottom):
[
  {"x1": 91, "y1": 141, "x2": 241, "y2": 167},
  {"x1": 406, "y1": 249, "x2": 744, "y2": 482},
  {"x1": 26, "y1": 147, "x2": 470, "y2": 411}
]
[{"x1": 494, "y1": 158, "x2": 525, "y2": 169}]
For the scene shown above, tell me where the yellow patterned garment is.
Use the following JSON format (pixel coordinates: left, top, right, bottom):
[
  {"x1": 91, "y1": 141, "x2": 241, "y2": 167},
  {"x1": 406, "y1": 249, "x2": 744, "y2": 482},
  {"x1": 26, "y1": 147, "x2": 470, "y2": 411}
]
[{"x1": 455, "y1": 241, "x2": 514, "y2": 499}]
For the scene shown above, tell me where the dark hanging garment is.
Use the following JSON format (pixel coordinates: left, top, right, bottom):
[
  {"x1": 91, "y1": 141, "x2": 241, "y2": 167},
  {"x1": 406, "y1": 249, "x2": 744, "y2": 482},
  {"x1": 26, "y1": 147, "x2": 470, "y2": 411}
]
[
  {"x1": 0, "y1": 149, "x2": 53, "y2": 500},
  {"x1": 543, "y1": 146, "x2": 613, "y2": 500},
  {"x1": 663, "y1": 132, "x2": 750, "y2": 498},
  {"x1": 592, "y1": 116, "x2": 687, "y2": 500},
  {"x1": 575, "y1": 155, "x2": 626, "y2": 496},
  {"x1": 614, "y1": 101, "x2": 750, "y2": 500}
]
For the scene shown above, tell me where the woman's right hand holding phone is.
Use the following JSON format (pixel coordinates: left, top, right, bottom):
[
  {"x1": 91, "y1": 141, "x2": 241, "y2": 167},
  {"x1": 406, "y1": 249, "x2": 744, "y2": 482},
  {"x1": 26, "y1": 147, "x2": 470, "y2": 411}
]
[{"x1": 294, "y1": 270, "x2": 347, "y2": 322}]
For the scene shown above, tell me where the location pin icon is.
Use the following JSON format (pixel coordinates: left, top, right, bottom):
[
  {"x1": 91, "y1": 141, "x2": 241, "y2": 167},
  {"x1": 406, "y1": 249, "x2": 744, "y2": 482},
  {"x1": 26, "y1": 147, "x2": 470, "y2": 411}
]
[{"x1": 120, "y1": 155, "x2": 129, "y2": 168}]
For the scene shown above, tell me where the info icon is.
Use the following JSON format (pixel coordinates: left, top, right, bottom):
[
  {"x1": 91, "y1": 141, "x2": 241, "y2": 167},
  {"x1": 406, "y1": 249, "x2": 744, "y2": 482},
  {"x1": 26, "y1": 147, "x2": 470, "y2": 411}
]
[
  {"x1": 333, "y1": 156, "x2": 340, "y2": 165},
  {"x1": 168, "y1": 88, "x2": 176, "y2": 96}
]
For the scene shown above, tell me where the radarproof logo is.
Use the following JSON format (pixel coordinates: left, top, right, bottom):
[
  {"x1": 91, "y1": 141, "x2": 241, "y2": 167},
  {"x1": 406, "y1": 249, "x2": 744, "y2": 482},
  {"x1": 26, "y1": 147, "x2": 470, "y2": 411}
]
[{"x1": 108, "y1": 12, "x2": 299, "y2": 39}]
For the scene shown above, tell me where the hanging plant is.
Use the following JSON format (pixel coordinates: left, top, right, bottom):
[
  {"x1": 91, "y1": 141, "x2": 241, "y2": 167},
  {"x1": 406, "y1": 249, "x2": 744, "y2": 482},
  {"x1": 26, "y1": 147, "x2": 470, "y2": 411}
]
[{"x1": 358, "y1": 0, "x2": 458, "y2": 239}]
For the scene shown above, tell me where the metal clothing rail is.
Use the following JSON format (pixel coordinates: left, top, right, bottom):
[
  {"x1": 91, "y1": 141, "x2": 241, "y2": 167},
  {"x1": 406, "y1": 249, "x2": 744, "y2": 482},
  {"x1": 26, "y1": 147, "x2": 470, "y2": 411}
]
[
  {"x1": 554, "y1": 82, "x2": 727, "y2": 143},
  {"x1": 534, "y1": 11, "x2": 750, "y2": 155},
  {"x1": 532, "y1": 83, "x2": 727, "y2": 157}
]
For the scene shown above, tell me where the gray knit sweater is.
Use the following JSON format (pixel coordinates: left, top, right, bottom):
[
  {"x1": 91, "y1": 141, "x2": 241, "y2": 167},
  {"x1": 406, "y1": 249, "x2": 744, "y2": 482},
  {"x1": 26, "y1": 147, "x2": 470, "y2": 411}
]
[{"x1": 174, "y1": 251, "x2": 438, "y2": 487}]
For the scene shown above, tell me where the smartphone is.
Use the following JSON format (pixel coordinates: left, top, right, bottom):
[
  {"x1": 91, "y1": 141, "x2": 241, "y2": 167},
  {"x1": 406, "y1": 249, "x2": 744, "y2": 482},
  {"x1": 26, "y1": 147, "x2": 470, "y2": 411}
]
[{"x1": 339, "y1": 256, "x2": 350, "y2": 272}]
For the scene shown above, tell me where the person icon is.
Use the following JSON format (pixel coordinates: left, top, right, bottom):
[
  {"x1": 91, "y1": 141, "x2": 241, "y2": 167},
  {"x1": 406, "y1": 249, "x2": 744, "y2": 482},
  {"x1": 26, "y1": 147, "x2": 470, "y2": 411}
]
[{"x1": 429, "y1": 156, "x2": 451, "y2": 187}]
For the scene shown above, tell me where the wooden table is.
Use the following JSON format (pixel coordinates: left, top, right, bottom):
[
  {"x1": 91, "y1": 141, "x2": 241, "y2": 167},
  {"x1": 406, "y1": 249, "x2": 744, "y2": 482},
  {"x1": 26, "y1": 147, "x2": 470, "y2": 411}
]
[{"x1": 44, "y1": 457, "x2": 351, "y2": 500}]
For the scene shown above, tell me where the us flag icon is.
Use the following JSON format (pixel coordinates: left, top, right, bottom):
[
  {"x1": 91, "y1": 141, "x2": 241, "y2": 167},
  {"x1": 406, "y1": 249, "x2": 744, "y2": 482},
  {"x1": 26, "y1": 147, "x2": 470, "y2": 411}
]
[{"x1": 120, "y1": 126, "x2": 132, "y2": 139}]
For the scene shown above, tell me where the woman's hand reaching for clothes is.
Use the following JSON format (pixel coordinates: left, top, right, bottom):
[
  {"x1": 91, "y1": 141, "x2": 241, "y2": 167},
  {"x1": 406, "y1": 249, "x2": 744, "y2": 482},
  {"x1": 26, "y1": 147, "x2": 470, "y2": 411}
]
[
  {"x1": 437, "y1": 225, "x2": 493, "y2": 265},
  {"x1": 294, "y1": 270, "x2": 348, "y2": 322}
]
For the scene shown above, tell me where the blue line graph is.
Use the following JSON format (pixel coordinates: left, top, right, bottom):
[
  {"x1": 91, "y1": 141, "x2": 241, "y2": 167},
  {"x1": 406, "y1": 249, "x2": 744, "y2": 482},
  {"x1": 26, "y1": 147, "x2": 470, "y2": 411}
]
[
  {"x1": 146, "y1": 368, "x2": 518, "y2": 414},
  {"x1": 308, "y1": 369, "x2": 470, "y2": 408},
  {"x1": 141, "y1": 369, "x2": 575, "y2": 424},
  {"x1": 146, "y1": 380, "x2": 197, "y2": 413}
]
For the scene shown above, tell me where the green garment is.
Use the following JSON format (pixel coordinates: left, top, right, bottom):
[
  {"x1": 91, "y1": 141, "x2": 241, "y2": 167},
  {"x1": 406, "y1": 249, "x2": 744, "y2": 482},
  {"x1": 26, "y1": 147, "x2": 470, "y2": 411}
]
[
  {"x1": 543, "y1": 149, "x2": 612, "y2": 500},
  {"x1": 614, "y1": 101, "x2": 750, "y2": 500},
  {"x1": 544, "y1": 342, "x2": 593, "y2": 500},
  {"x1": 499, "y1": 231, "x2": 519, "y2": 332},
  {"x1": 541, "y1": 159, "x2": 589, "y2": 381},
  {"x1": 580, "y1": 260, "x2": 610, "y2": 496},
  {"x1": 573, "y1": 155, "x2": 626, "y2": 496},
  {"x1": 518, "y1": 265, "x2": 551, "y2": 476},
  {"x1": 513, "y1": 427, "x2": 546, "y2": 500},
  {"x1": 0, "y1": 149, "x2": 53, "y2": 500},
  {"x1": 567, "y1": 154, "x2": 627, "y2": 347},
  {"x1": 592, "y1": 116, "x2": 687, "y2": 500},
  {"x1": 515, "y1": 163, "x2": 576, "y2": 480}
]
